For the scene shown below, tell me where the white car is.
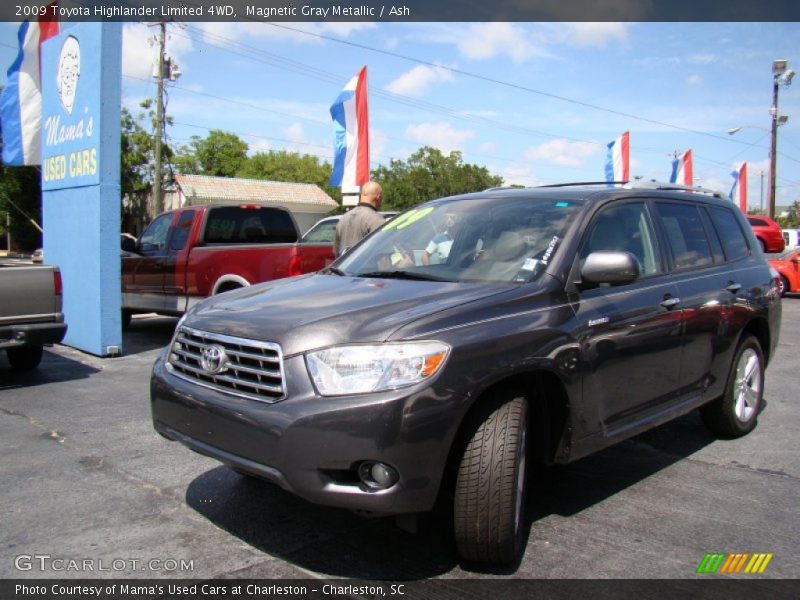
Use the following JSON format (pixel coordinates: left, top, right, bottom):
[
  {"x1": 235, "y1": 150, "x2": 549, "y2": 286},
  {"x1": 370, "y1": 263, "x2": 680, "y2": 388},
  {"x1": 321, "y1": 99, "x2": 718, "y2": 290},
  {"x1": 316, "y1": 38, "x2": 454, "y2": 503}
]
[
  {"x1": 783, "y1": 228, "x2": 800, "y2": 250},
  {"x1": 301, "y1": 212, "x2": 399, "y2": 244}
]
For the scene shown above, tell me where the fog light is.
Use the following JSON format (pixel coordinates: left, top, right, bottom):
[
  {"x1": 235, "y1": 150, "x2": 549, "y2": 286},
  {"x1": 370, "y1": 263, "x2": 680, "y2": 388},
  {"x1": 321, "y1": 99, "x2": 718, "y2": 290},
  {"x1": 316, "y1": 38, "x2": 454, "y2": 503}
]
[{"x1": 357, "y1": 461, "x2": 399, "y2": 490}]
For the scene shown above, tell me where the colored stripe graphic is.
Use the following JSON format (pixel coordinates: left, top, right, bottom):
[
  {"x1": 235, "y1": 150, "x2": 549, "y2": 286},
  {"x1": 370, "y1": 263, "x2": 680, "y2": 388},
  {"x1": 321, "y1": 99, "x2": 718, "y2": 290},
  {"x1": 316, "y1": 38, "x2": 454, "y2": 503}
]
[
  {"x1": 697, "y1": 553, "x2": 726, "y2": 574},
  {"x1": 697, "y1": 552, "x2": 773, "y2": 574}
]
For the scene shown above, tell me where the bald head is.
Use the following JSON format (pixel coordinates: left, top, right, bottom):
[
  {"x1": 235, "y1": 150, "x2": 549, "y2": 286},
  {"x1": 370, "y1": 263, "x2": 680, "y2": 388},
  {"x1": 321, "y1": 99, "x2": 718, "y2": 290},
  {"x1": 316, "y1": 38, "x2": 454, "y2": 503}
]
[{"x1": 360, "y1": 181, "x2": 383, "y2": 209}]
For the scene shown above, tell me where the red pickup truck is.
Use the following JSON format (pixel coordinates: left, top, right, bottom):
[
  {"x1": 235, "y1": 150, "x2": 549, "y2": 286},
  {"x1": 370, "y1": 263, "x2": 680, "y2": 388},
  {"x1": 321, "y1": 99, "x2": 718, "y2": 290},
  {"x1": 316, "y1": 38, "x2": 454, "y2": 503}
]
[{"x1": 121, "y1": 204, "x2": 334, "y2": 325}]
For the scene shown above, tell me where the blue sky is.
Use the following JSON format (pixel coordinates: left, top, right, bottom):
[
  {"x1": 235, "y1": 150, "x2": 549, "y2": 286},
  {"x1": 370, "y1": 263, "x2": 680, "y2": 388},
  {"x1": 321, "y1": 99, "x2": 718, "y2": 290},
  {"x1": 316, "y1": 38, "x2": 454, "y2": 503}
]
[{"x1": 2, "y1": 21, "x2": 799, "y2": 209}]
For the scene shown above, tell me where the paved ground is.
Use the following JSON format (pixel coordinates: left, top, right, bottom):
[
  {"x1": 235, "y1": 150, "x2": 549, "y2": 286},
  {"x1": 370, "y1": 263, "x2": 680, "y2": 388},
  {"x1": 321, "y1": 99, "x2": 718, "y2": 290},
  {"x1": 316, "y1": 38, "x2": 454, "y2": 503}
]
[{"x1": 1, "y1": 300, "x2": 798, "y2": 582}]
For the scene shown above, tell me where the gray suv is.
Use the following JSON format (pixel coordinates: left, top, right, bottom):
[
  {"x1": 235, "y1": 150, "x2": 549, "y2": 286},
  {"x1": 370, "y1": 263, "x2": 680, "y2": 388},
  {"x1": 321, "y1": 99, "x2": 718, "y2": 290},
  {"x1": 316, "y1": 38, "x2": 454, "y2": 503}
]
[{"x1": 151, "y1": 183, "x2": 781, "y2": 565}]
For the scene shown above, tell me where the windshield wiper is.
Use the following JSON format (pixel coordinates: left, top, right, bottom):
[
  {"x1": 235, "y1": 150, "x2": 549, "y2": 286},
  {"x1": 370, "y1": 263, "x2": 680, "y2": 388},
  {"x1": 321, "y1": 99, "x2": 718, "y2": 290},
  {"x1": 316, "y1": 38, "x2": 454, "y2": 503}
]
[
  {"x1": 324, "y1": 266, "x2": 347, "y2": 276},
  {"x1": 357, "y1": 270, "x2": 447, "y2": 282}
]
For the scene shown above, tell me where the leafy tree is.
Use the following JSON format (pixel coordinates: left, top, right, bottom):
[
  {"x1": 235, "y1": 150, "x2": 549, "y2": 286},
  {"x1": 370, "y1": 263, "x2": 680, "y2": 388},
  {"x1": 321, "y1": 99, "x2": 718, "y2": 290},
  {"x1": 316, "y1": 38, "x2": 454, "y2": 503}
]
[
  {"x1": 0, "y1": 161, "x2": 41, "y2": 252},
  {"x1": 121, "y1": 106, "x2": 153, "y2": 195},
  {"x1": 372, "y1": 147, "x2": 503, "y2": 210},
  {"x1": 0, "y1": 93, "x2": 42, "y2": 252},
  {"x1": 174, "y1": 130, "x2": 248, "y2": 177},
  {"x1": 777, "y1": 200, "x2": 800, "y2": 228},
  {"x1": 237, "y1": 149, "x2": 341, "y2": 203}
]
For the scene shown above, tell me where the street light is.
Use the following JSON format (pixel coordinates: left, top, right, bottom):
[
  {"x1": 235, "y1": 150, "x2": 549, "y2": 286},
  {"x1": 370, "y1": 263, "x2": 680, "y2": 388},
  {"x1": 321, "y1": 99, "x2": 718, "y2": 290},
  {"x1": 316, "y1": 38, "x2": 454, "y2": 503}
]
[
  {"x1": 727, "y1": 119, "x2": 788, "y2": 136},
  {"x1": 769, "y1": 59, "x2": 795, "y2": 219}
]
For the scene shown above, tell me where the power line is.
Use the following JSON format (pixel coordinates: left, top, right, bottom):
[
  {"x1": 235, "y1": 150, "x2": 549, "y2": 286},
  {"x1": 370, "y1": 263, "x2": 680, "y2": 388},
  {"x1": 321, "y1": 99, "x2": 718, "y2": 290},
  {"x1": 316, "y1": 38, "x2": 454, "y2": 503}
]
[
  {"x1": 170, "y1": 26, "x2": 800, "y2": 188},
  {"x1": 263, "y1": 22, "x2": 790, "y2": 150}
]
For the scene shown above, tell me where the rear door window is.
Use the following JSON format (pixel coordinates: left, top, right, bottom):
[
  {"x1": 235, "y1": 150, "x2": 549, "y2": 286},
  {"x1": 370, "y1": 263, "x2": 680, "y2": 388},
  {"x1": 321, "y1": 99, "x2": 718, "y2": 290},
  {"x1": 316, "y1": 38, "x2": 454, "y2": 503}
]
[
  {"x1": 655, "y1": 203, "x2": 714, "y2": 270},
  {"x1": 708, "y1": 207, "x2": 750, "y2": 261}
]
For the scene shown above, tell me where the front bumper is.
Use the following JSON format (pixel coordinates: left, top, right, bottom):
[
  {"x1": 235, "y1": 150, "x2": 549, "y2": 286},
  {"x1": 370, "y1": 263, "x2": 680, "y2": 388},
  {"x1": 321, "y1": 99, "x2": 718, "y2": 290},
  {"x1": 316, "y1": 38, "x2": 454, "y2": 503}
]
[
  {"x1": 150, "y1": 350, "x2": 463, "y2": 514},
  {"x1": 0, "y1": 320, "x2": 67, "y2": 350}
]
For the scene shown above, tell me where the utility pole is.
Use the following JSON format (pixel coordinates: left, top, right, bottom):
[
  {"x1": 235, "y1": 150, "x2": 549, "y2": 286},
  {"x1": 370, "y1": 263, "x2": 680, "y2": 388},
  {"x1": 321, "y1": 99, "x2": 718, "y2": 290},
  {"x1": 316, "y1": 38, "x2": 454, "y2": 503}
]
[
  {"x1": 5, "y1": 211, "x2": 10, "y2": 254},
  {"x1": 153, "y1": 22, "x2": 166, "y2": 216},
  {"x1": 769, "y1": 73, "x2": 779, "y2": 220}
]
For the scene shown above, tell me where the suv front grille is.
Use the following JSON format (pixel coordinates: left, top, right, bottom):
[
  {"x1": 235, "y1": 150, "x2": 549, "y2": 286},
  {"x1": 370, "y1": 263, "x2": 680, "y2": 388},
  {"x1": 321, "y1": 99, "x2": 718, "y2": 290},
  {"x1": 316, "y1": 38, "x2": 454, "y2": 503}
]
[{"x1": 166, "y1": 326, "x2": 286, "y2": 403}]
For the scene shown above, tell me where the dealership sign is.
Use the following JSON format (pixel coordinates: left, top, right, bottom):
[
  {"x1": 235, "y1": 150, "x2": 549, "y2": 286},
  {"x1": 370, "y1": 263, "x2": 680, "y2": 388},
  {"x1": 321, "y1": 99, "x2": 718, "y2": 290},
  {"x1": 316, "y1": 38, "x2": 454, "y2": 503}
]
[{"x1": 41, "y1": 30, "x2": 102, "y2": 190}]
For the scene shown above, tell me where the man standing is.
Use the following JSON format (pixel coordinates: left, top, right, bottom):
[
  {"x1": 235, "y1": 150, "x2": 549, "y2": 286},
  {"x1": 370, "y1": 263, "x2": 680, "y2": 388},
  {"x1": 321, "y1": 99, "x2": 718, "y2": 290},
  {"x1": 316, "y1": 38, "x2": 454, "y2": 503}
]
[{"x1": 334, "y1": 180, "x2": 385, "y2": 257}]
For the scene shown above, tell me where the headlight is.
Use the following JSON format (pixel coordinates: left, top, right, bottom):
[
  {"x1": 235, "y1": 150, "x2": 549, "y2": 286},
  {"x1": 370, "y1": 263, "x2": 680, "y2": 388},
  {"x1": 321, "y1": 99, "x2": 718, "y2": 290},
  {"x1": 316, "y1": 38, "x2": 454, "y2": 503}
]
[{"x1": 306, "y1": 341, "x2": 450, "y2": 396}]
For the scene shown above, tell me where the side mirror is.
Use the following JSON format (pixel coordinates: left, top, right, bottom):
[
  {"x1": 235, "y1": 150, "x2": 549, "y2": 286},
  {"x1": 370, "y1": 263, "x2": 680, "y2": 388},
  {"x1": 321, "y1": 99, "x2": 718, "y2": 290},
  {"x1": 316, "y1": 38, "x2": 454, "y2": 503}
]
[
  {"x1": 581, "y1": 251, "x2": 640, "y2": 285},
  {"x1": 121, "y1": 236, "x2": 138, "y2": 253}
]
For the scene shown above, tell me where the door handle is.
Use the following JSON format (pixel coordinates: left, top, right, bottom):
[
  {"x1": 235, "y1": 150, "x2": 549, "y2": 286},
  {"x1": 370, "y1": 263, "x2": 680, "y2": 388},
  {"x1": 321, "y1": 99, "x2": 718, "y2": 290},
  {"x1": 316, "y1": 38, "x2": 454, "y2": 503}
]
[
  {"x1": 660, "y1": 297, "x2": 681, "y2": 309},
  {"x1": 726, "y1": 282, "x2": 742, "y2": 293}
]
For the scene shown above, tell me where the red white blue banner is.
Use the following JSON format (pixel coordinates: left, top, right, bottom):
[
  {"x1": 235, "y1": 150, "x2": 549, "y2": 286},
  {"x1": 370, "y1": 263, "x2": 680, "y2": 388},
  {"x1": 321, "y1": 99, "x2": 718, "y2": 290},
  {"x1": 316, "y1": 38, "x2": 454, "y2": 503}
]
[
  {"x1": 0, "y1": 10, "x2": 59, "y2": 165},
  {"x1": 669, "y1": 149, "x2": 693, "y2": 186},
  {"x1": 329, "y1": 66, "x2": 369, "y2": 188},
  {"x1": 729, "y1": 163, "x2": 747, "y2": 212},
  {"x1": 605, "y1": 131, "x2": 629, "y2": 184}
]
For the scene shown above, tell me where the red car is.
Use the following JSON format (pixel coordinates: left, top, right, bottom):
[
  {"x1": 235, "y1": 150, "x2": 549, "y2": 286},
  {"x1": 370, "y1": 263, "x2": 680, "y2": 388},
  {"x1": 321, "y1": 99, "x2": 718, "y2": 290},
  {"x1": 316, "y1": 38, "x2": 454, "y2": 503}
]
[
  {"x1": 747, "y1": 215, "x2": 785, "y2": 253},
  {"x1": 768, "y1": 249, "x2": 800, "y2": 296}
]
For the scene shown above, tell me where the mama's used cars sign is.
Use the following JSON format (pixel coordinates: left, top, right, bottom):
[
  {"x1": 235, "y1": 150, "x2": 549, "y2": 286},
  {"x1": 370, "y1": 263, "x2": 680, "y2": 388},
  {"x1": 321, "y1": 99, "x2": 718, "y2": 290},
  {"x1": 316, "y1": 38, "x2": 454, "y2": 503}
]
[
  {"x1": 40, "y1": 23, "x2": 122, "y2": 357},
  {"x1": 41, "y1": 29, "x2": 101, "y2": 190}
]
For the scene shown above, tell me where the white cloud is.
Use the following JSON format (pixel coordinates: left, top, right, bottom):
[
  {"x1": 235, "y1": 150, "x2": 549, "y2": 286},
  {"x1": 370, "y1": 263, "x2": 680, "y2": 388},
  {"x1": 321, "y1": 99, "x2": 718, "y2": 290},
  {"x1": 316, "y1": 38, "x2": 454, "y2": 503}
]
[
  {"x1": 248, "y1": 138, "x2": 272, "y2": 155},
  {"x1": 481, "y1": 142, "x2": 497, "y2": 153},
  {"x1": 457, "y1": 23, "x2": 542, "y2": 63},
  {"x1": 686, "y1": 74, "x2": 703, "y2": 86},
  {"x1": 122, "y1": 23, "x2": 193, "y2": 80},
  {"x1": 385, "y1": 65, "x2": 454, "y2": 97},
  {"x1": 524, "y1": 139, "x2": 600, "y2": 167},
  {"x1": 687, "y1": 53, "x2": 717, "y2": 65},
  {"x1": 122, "y1": 24, "x2": 157, "y2": 80},
  {"x1": 404, "y1": 122, "x2": 475, "y2": 153},
  {"x1": 551, "y1": 23, "x2": 629, "y2": 47},
  {"x1": 499, "y1": 165, "x2": 543, "y2": 188}
]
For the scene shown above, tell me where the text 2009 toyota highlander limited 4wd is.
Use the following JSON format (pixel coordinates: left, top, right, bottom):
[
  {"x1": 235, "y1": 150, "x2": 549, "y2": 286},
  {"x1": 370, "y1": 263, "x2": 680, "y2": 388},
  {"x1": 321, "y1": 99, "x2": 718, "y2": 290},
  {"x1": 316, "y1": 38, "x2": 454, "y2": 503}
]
[{"x1": 151, "y1": 183, "x2": 781, "y2": 565}]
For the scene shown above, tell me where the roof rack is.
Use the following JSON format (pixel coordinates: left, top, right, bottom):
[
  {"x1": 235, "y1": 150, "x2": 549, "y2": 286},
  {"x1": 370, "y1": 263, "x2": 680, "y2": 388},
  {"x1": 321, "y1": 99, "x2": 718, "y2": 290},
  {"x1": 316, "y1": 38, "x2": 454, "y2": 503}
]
[
  {"x1": 629, "y1": 181, "x2": 727, "y2": 199},
  {"x1": 536, "y1": 181, "x2": 623, "y2": 188}
]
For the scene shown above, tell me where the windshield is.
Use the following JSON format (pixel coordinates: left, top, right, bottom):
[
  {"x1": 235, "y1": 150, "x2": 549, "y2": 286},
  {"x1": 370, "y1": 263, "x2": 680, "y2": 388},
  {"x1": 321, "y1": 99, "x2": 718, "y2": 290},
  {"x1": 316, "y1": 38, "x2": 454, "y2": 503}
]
[{"x1": 335, "y1": 196, "x2": 583, "y2": 283}]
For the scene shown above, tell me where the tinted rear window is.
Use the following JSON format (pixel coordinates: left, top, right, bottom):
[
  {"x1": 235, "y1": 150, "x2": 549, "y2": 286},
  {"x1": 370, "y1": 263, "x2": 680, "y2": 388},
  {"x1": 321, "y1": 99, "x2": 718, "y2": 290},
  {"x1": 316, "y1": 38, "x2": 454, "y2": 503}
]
[
  {"x1": 709, "y1": 207, "x2": 750, "y2": 261},
  {"x1": 747, "y1": 217, "x2": 768, "y2": 227},
  {"x1": 656, "y1": 203, "x2": 713, "y2": 270},
  {"x1": 203, "y1": 207, "x2": 297, "y2": 244}
]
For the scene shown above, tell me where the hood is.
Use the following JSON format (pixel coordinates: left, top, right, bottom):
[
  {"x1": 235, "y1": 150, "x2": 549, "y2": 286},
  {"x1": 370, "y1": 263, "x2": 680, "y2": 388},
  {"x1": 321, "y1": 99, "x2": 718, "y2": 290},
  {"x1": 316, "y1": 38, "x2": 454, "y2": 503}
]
[{"x1": 184, "y1": 273, "x2": 518, "y2": 356}]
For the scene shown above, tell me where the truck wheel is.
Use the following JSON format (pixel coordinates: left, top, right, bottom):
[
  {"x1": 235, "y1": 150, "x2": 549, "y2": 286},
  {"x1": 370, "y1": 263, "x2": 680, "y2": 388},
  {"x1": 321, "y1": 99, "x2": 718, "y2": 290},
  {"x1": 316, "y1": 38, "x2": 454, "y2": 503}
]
[
  {"x1": 7, "y1": 345, "x2": 43, "y2": 370},
  {"x1": 454, "y1": 391, "x2": 528, "y2": 564},
  {"x1": 701, "y1": 335, "x2": 764, "y2": 438},
  {"x1": 121, "y1": 310, "x2": 133, "y2": 330}
]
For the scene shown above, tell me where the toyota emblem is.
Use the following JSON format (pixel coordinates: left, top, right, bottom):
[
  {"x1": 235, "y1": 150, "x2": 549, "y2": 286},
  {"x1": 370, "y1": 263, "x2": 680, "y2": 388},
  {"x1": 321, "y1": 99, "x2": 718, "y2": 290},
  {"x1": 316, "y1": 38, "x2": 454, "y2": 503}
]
[{"x1": 200, "y1": 344, "x2": 228, "y2": 374}]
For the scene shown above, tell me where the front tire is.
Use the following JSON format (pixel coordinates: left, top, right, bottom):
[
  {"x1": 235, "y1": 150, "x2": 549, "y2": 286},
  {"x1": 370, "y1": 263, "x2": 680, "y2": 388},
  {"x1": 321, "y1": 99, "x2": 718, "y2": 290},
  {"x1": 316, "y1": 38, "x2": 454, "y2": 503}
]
[
  {"x1": 454, "y1": 391, "x2": 529, "y2": 564},
  {"x1": 6, "y1": 345, "x2": 43, "y2": 370},
  {"x1": 701, "y1": 335, "x2": 764, "y2": 438}
]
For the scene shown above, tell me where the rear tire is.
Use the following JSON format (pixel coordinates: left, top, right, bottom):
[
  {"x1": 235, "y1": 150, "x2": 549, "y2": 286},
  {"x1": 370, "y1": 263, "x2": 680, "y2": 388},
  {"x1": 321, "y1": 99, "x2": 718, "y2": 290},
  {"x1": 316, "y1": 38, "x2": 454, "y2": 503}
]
[
  {"x1": 701, "y1": 335, "x2": 764, "y2": 438},
  {"x1": 454, "y1": 390, "x2": 528, "y2": 564},
  {"x1": 779, "y1": 276, "x2": 789, "y2": 297},
  {"x1": 6, "y1": 345, "x2": 43, "y2": 370},
  {"x1": 121, "y1": 309, "x2": 133, "y2": 330},
  {"x1": 758, "y1": 238, "x2": 767, "y2": 253}
]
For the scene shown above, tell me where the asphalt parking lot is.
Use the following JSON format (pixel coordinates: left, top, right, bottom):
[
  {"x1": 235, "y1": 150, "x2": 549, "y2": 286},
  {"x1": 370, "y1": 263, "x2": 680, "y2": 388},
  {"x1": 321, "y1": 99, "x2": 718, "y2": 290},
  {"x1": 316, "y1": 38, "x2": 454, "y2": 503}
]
[{"x1": 1, "y1": 299, "x2": 798, "y2": 583}]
